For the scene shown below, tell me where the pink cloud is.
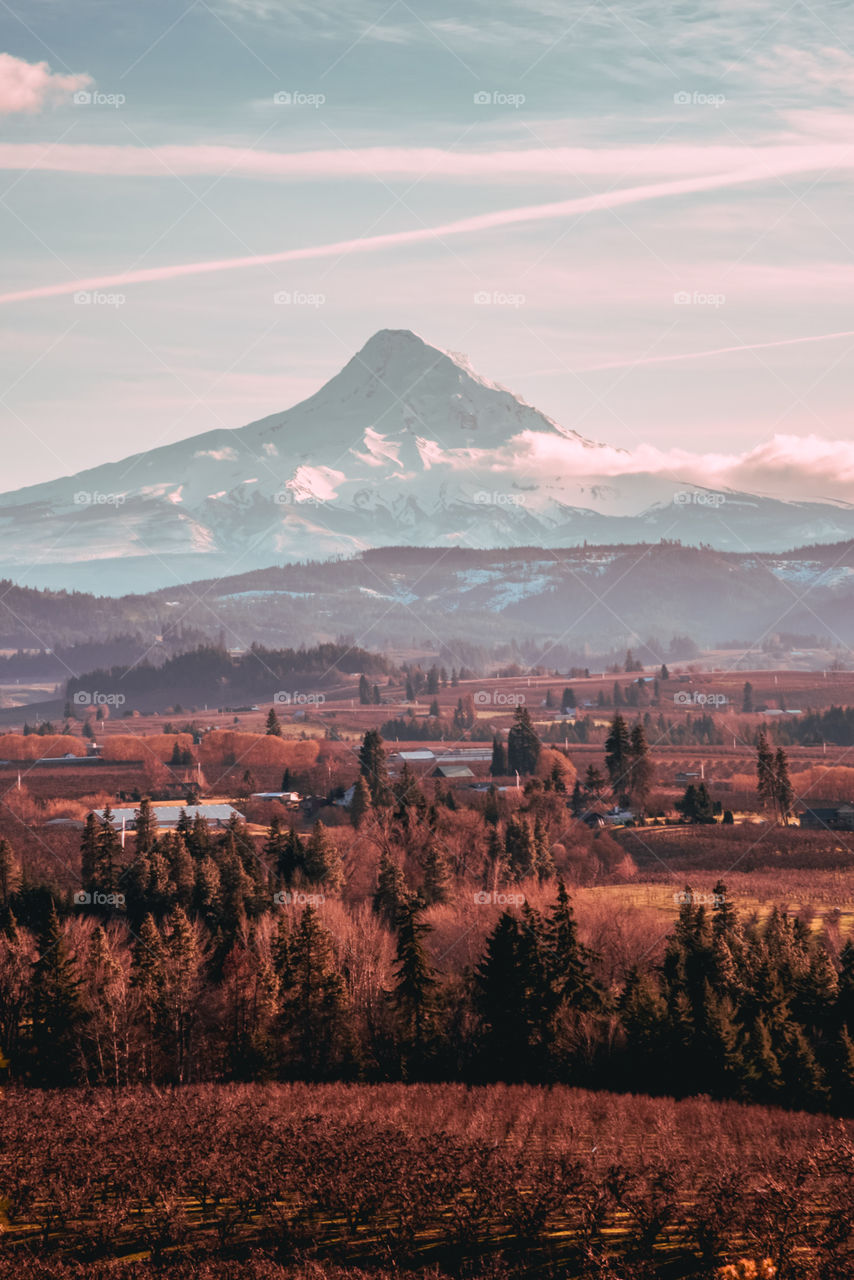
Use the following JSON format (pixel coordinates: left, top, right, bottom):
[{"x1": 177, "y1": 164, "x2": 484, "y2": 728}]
[
  {"x1": 0, "y1": 139, "x2": 852, "y2": 180},
  {"x1": 0, "y1": 53, "x2": 91, "y2": 115},
  {"x1": 485, "y1": 431, "x2": 854, "y2": 504}
]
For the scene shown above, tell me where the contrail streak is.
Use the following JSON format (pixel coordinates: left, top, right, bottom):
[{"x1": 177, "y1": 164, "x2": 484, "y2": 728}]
[
  {"x1": 567, "y1": 329, "x2": 854, "y2": 373},
  {"x1": 1, "y1": 156, "x2": 849, "y2": 306}
]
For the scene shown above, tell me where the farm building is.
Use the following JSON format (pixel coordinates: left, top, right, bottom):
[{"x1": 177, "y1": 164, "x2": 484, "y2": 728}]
[
  {"x1": 93, "y1": 803, "x2": 243, "y2": 830},
  {"x1": 433, "y1": 764, "x2": 475, "y2": 780},
  {"x1": 799, "y1": 804, "x2": 854, "y2": 831},
  {"x1": 250, "y1": 791, "x2": 301, "y2": 805}
]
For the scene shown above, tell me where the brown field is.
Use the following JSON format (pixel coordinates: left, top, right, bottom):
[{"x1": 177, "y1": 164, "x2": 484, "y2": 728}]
[{"x1": 1, "y1": 1082, "x2": 852, "y2": 1279}]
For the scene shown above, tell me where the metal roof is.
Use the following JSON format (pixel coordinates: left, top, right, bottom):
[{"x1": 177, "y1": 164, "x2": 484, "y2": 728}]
[{"x1": 94, "y1": 803, "x2": 242, "y2": 827}]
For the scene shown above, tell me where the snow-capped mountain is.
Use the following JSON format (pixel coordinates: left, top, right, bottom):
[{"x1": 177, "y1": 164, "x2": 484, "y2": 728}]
[{"x1": 2, "y1": 328, "x2": 854, "y2": 595}]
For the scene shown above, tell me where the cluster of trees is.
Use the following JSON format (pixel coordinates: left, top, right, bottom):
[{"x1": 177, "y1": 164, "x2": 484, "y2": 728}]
[
  {"x1": 75, "y1": 802, "x2": 344, "y2": 935},
  {"x1": 66, "y1": 643, "x2": 391, "y2": 710},
  {"x1": 787, "y1": 704, "x2": 854, "y2": 746},
  {"x1": 540, "y1": 710, "x2": 736, "y2": 749},
  {"x1": 603, "y1": 714, "x2": 654, "y2": 813},
  {"x1": 756, "y1": 732, "x2": 794, "y2": 823},
  {"x1": 621, "y1": 887, "x2": 854, "y2": 1111},
  {"x1": 4, "y1": 845, "x2": 854, "y2": 1114}
]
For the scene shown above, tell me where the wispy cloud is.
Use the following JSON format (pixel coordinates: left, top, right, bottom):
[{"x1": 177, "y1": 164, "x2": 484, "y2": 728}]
[
  {"x1": 2, "y1": 139, "x2": 853, "y2": 181},
  {"x1": 489, "y1": 431, "x2": 854, "y2": 504}
]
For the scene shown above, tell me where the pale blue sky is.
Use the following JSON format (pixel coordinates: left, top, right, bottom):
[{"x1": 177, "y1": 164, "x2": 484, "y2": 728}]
[{"x1": 1, "y1": 0, "x2": 853, "y2": 493}]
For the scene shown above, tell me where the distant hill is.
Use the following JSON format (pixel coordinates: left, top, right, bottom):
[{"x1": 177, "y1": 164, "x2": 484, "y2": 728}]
[{"x1": 2, "y1": 540, "x2": 854, "y2": 662}]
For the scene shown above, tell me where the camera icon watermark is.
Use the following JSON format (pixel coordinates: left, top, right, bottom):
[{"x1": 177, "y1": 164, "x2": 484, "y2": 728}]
[
  {"x1": 473, "y1": 690, "x2": 525, "y2": 706},
  {"x1": 74, "y1": 291, "x2": 125, "y2": 308},
  {"x1": 473, "y1": 91, "x2": 526, "y2": 108},
  {"x1": 473, "y1": 490, "x2": 527, "y2": 507},
  {"x1": 473, "y1": 290, "x2": 525, "y2": 307},
  {"x1": 273, "y1": 290, "x2": 325, "y2": 307},
  {"x1": 73, "y1": 90, "x2": 126, "y2": 108},
  {"x1": 73, "y1": 690, "x2": 126, "y2": 708},
  {"x1": 673, "y1": 90, "x2": 725, "y2": 108},
  {"x1": 274, "y1": 690, "x2": 326, "y2": 706},
  {"x1": 273, "y1": 90, "x2": 326, "y2": 107},
  {"x1": 273, "y1": 489, "x2": 323, "y2": 506},
  {"x1": 74, "y1": 889, "x2": 126, "y2": 907},
  {"x1": 673, "y1": 290, "x2": 725, "y2": 307},
  {"x1": 73, "y1": 490, "x2": 126, "y2": 507},
  {"x1": 473, "y1": 889, "x2": 526, "y2": 906},
  {"x1": 673, "y1": 890, "x2": 727, "y2": 907},
  {"x1": 673, "y1": 690, "x2": 728, "y2": 708},
  {"x1": 274, "y1": 890, "x2": 326, "y2": 906},
  {"x1": 672, "y1": 490, "x2": 727, "y2": 508}
]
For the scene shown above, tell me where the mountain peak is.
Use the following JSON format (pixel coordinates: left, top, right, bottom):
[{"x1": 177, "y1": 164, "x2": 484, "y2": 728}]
[
  {"x1": 294, "y1": 327, "x2": 581, "y2": 451},
  {"x1": 351, "y1": 327, "x2": 477, "y2": 383}
]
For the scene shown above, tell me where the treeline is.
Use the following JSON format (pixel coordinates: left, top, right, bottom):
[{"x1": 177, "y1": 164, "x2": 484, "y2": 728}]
[
  {"x1": 2, "y1": 819, "x2": 854, "y2": 1113},
  {"x1": 0, "y1": 630, "x2": 211, "y2": 680},
  {"x1": 782, "y1": 705, "x2": 854, "y2": 747},
  {"x1": 65, "y1": 642, "x2": 391, "y2": 706}
]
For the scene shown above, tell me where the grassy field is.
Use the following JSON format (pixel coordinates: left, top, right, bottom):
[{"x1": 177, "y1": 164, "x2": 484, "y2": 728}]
[{"x1": 578, "y1": 872, "x2": 854, "y2": 936}]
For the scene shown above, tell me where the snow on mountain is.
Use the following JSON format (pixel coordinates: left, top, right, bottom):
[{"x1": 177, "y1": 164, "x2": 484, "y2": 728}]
[{"x1": 3, "y1": 327, "x2": 854, "y2": 595}]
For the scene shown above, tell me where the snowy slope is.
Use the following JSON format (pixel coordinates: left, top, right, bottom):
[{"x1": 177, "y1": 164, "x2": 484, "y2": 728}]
[{"x1": 2, "y1": 328, "x2": 854, "y2": 594}]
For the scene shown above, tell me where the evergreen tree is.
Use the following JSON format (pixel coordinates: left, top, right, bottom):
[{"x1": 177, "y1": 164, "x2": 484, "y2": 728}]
[
  {"x1": 677, "y1": 782, "x2": 716, "y2": 824},
  {"x1": 545, "y1": 880, "x2": 600, "y2": 1011},
  {"x1": 627, "y1": 722, "x2": 654, "y2": 818},
  {"x1": 134, "y1": 797, "x2": 158, "y2": 855},
  {"x1": 80, "y1": 814, "x2": 99, "y2": 893},
  {"x1": 774, "y1": 747, "x2": 794, "y2": 825},
  {"x1": 359, "y1": 729, "x2": 392, "y2": 806},
  {"x1": 507, "y1": 706, "x2": 541, "y2": 776},
  {"x1": 94, "y1": 808, "x2": 122, "y2": 896},
  {"x1": 166, "y1": 834, "x2": 195, "y2": 908},
  {"x1": 697, "y1": 982, "x2": 744, "y2": 1096},
  {"x1": 505, "y1": 815, "x2": 536, "y2": 881},
  {"x1": 583, "y1": 764, "x2": 606, "y2": 799},
  {"x1": 756, "y1": 731, "x2": 776, "y2": 813},
  {"x1": 282, "y1": 905, "x2": 352, "y2": 1079},
  {"x1": 742, "y1": 681, "x2": 754, "y2": 713},
  {"x1": 421, "y1": 844, "x2": 450, "y2": 905},
  {"x1": 490, "y1": 734, "x2": 507, "y2": 777},
  {"x1": 0, "y1": 840, "x2": 20, "y2": 906},
  {"x1": 604, "y1": 713, "x2": 632, "y2": 805},
  {"x1": 743, "y1": 1016, "x2": 785, "y2": 1103},
  {"x1": 373, "y1": 852, "x2": 410, "y2": 926},
  {"x1": 391, "y1": 902, "x2": 436, "y2": 1074},
  {"x1": 533, "y1": 816, "x2": 554, "y2": 881},
  {"x1": 394, "y1": 762, "x2": 427, "y2": 823},
  {"x1": 30, "y1": 905, "x2": 85, "y2": 1085},
  {"x1": 475, "y1": 912, "x2": 532, "y2": 1080},
  {"x1": 265, "y1": 708, "x2": 283, "y2": 737},
  {"x1": 349, "y1": 774, "x2": 372, "y2": 829},
  {"x1": 161, "y1": 907, "x2": 203, "y2": 1083},
  {"x1": 302, "y1": 821, "x2": 343, "y2": 892}
]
